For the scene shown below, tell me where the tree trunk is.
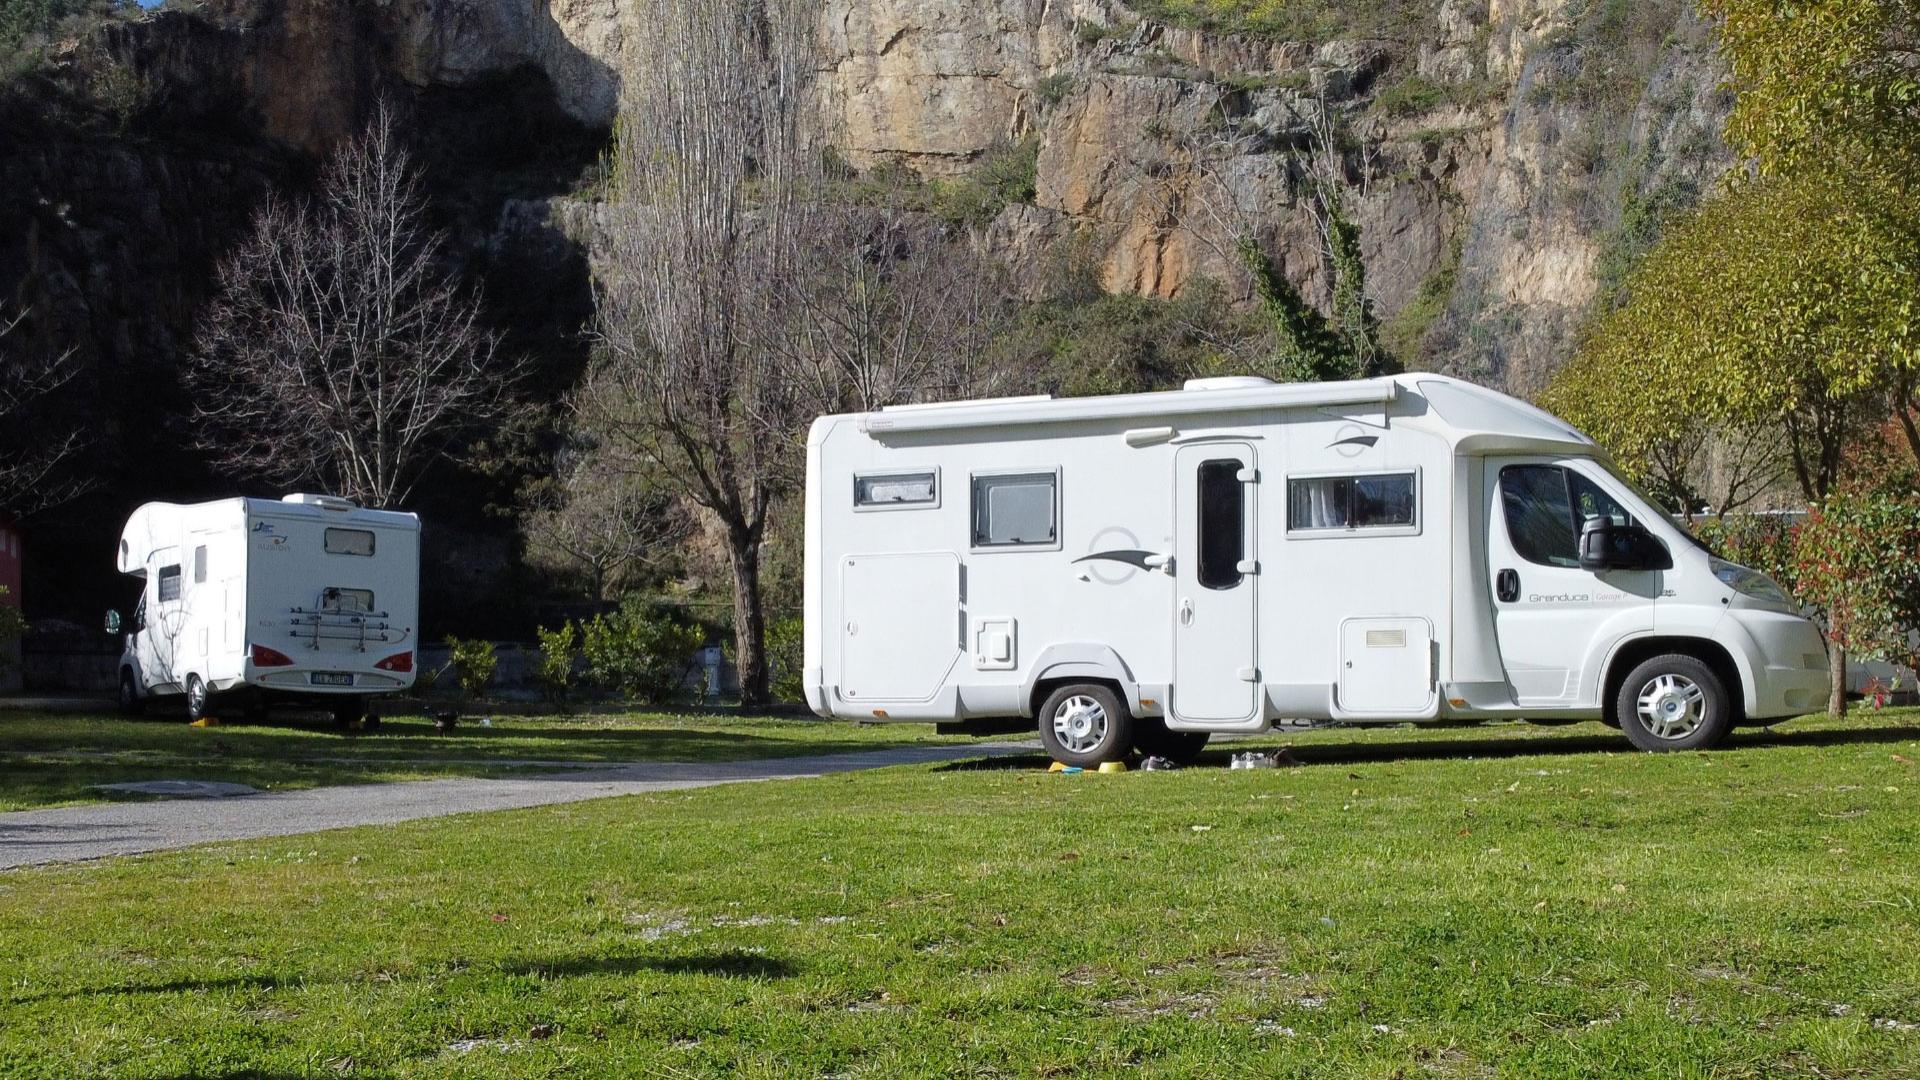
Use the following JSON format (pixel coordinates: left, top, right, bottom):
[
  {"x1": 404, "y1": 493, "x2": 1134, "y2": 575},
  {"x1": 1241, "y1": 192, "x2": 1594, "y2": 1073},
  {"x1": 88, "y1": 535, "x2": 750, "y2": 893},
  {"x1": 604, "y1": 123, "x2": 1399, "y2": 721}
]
[
  {"x1": 1828, "y1": 637, "x2": 1849, "y2": 720},
  {"x1": 726, "y1": 525, "x2": 769, "y2": 708}
]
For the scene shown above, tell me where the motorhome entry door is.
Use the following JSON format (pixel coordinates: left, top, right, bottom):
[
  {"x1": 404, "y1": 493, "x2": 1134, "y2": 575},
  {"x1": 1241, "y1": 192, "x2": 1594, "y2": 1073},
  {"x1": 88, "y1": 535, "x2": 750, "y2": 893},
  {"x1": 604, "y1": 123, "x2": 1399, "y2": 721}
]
[{"x1": 1171, "y1": 443, "x2": 1259, "y2": 724}]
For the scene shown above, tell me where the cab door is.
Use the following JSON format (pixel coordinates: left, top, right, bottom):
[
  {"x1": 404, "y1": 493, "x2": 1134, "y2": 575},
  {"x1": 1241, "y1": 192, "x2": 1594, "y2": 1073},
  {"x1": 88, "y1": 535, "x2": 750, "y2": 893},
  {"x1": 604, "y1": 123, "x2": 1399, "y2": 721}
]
[
  {"x1": 1171, "y1": 443, "x2": 1259, "y2": 724},
  {"x1": 1483, "y1": 459, "x2": 1663, "y2": 706}
]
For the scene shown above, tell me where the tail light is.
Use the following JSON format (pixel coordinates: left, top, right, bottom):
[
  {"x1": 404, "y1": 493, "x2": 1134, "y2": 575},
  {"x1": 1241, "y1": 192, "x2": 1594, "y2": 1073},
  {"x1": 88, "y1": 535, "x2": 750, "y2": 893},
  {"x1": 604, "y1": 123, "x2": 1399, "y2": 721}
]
[
  {"x1": 374, "y1": 651, "x2": 413, "y2": 673},
  {"x1": 251, "y1": 644, "x2": 294, "y2": 668}
]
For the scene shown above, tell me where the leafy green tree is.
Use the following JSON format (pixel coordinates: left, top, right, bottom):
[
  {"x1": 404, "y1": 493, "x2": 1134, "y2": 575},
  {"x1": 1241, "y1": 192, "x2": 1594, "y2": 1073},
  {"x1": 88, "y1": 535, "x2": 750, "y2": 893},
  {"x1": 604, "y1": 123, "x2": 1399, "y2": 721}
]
[
  {"x1": 1545, "y1": 169, "x2": 1920, "y2": 503},
  {"x1": 1707, "y1": 0, "x2": 1920, "y2": 180}
]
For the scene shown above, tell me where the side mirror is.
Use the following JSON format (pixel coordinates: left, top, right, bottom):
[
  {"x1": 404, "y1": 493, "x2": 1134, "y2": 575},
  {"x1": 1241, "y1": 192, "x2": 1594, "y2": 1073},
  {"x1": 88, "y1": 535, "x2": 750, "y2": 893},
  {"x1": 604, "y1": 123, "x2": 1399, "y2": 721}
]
[
  {"x1": 104, "y1": 609, "x2": 122, "y2": 635},
  {"x1": 1578, "y1": 517, "x2": 1616, "y2": 572},
  {"x1": 1580, "y1": 519, "x2": 1673, "y2": 573}
]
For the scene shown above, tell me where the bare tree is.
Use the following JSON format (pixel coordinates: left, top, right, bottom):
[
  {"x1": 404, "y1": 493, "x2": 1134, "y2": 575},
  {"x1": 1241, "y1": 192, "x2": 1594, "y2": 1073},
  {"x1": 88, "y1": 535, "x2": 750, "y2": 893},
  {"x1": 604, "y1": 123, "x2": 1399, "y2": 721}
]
[
  {"x1": 589, "y1": 0, "x2": 821, "y2": 705},
  {"x1": 523, "y1": 438, "x2": 688, "y2": 604},
  {"x1": 777, "y1": 201, "x2": 1018, "y2": 418},
  {"x1": 1641, "y1": 418, "x2": 1790, "y2": 521},
  {"x1": 0, "y1": 306, "x2": 87, "y2": 518},
  {"x1": 188, "y1": 102, "x2": 518, "y2": 509}
]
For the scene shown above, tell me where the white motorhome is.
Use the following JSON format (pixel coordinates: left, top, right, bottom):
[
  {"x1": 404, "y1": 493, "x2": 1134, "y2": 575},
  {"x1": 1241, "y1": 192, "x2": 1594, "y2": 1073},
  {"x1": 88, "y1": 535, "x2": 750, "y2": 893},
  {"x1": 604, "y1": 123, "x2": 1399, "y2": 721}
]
[
  {"x1": 113, "y1": 494, "x2": 420, "y2": 724},
  {"x1": 803, "y1": 374, "x2": 1831, "y2": 763}
]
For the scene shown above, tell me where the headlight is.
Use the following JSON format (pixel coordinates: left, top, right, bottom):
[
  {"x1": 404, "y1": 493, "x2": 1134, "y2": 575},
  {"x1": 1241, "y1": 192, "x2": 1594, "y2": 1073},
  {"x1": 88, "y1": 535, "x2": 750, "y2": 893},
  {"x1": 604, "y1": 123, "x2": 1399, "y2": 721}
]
[{"x1": 1710, "y1": 557, "x2": 1793, "y2": 604}]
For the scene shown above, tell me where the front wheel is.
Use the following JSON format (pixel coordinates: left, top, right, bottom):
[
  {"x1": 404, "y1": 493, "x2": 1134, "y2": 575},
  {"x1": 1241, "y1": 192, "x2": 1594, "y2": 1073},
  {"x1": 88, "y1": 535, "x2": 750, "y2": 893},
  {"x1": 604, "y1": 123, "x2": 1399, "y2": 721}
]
[
  {"x1": 1037, "y1": 683, "x2": 1135, "y2": 768},
  {"x1": 118, "y1": 670, "x2": 144, "y2": 717},
  {"x1": 1615, "y1": 655, "x2": 1733, "y2": 752},
  {"x1": 185, "y1": 675, "x2": 211, "y2": 723}
]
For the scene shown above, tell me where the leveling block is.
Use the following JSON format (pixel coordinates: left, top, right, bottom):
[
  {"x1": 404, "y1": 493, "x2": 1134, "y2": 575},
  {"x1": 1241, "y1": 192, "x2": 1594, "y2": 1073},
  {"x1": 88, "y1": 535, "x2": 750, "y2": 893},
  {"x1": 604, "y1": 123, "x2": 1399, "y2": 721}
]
[{"x1": 1047, "y1": 761, "x2": 1130, "y2": 774}]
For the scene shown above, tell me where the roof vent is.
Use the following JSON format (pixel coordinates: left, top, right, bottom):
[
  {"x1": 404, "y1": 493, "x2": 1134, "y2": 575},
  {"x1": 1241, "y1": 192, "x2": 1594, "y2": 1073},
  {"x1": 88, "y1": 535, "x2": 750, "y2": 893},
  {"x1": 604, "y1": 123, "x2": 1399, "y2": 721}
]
[
  {"x1": 1182, "y1": 376, "x2": 1276, "y2": 392},
  {"x1": 282, "y1": 493, "x2": 359, "y2": 511}
]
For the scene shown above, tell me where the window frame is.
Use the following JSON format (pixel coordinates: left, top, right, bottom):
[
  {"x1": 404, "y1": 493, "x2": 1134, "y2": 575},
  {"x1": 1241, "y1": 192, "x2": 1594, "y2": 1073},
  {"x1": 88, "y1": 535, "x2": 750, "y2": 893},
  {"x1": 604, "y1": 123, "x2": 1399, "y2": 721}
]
[
  {"x1": 1285, "y1": 467, "x2": 1422, "y2": 539},
  {"x1": 156, "y1": 564, "x2": 183, "y2": 604},
  {"x1": 324, "y1": 527, "x2": 377, "y2": 557},
  {"x1": 1195, "y1": 458, "x2": 1248, "y2": 590},
  {"x1": 1500, "y1": 462, "x2": 1673, "y2": 571},
  {"x1": 969, "y1": 468, "x2": 1062, "y2": 552},
  {"x1": 852, "y1": 467, "x2": 941, "y2": 513}
]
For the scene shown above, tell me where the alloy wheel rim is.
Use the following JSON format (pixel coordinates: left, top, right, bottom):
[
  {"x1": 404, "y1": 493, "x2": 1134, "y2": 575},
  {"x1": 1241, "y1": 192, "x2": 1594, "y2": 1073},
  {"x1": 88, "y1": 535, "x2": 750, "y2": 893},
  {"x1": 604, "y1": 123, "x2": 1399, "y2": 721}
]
[
  {"x1": 1052, "y1": 694, "x2": 1109, "y2": 753},
  {"x1": 1635, "y1": 673, "x2": 1705, "y2": 740}
]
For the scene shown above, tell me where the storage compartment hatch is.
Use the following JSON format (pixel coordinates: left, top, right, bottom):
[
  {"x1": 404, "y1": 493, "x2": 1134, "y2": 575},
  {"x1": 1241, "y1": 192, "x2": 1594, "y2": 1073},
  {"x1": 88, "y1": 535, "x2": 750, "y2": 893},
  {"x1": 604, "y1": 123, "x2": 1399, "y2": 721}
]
[
  {"x1": 1338, "y1": 616, "x2": 1436, "y2": 715},
  {"x1": 839, "y1": 552, "x2": 961, "y2": 702}
]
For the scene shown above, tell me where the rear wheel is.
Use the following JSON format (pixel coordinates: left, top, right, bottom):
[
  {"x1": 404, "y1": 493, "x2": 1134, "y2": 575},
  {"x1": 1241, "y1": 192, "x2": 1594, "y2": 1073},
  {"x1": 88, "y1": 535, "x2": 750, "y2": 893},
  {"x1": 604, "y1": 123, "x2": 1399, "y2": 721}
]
[
  {"x1": 1616, "y1": 654, "x2": 1733, "y2": 752},
  {"x1": 185, "y1": 675, "x2": 210, "y2": 723},
  {"x1": 1036, "y1": 683, "x2": 1134, "y2": 768},
  {"x1": 117, "y1": 670, "x2": 144, "y2": 717},
  {"x1": 1132, "y1": 716, "x2": 1210, "y2": 764}
]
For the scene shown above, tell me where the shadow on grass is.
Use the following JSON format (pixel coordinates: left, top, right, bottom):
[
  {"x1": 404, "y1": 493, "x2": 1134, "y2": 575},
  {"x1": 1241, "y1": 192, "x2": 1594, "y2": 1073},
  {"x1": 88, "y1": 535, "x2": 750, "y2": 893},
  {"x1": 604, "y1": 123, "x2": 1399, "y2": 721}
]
[
  {"x1": 932, "y1": 720, "x2": 1920, "y2": 773},
  {"x1": 6, "y1": 973, "x2": 283, "y2": 1006},
  {"x1": 510, "y1": 950, "x2": 796, "y2": 980}
]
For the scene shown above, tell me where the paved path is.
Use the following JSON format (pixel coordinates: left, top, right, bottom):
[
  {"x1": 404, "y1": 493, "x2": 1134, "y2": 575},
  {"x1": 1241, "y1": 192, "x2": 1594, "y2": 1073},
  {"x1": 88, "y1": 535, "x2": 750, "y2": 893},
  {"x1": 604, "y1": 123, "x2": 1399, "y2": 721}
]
[{"x1": 0, "y1": 742, "x2": 1036, "y2": 871}]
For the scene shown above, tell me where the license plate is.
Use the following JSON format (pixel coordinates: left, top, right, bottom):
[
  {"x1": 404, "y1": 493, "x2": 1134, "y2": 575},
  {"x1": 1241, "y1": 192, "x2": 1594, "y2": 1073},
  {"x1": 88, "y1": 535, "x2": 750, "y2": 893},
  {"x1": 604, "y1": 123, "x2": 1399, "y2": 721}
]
[{"x1": 311, "y1": 672, "x2": 354, "y2": 687}]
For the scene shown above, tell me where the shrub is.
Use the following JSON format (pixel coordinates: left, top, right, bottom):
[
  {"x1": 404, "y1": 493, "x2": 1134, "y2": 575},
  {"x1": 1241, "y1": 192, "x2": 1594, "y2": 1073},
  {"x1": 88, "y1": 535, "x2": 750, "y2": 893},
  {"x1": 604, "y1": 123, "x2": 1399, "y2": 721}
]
[
  {"x1": 580, "y1": 598, "x2": 703, "y2": 704},
  {"x1": 0, "y1": 586, "x2": 23, "y2": 678},
  {"x1": 767, "y1": 616, "x2": 805, "y2": 704},
  {"x1": 931, "y1": 137, "x2": 1038, "y2": 228},
  {"x1": 444, "y1": 637, "x2": 498, "y2": 701},
  {"x1": 534, "y1": 622, "x2": 579, "y2": 712},
  {"x1": 1792, "y1": 490, "x2": 1920, "y2": 668}
]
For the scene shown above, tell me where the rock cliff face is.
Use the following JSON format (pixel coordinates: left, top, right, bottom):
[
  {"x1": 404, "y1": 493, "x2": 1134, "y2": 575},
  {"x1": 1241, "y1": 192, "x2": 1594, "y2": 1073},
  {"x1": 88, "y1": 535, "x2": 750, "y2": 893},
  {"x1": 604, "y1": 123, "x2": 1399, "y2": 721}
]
[
  {"x1": 6, "y1": 0, "x2": 1731, "y2": 404},
  {"x1": 378, "y1": 0, "x2": 1731, "y2": 393},
  {"x1": 807, "y1": 0, "x2": 1733, "y2": 394}
]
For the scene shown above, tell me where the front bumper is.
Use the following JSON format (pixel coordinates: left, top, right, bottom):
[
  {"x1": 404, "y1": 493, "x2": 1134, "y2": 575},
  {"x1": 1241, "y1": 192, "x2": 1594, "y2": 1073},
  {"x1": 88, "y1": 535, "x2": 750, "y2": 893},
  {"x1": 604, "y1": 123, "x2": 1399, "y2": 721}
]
[{"x1": 1735, "y1": 610, "x2": 1830, "y2": 719}]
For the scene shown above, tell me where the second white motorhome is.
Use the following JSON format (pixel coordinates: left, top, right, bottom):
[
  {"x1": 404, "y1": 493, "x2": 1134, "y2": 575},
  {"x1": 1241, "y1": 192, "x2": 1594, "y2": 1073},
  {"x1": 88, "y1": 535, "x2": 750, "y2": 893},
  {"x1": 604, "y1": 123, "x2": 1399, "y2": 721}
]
[
  {"x1": 804, "y1": 374, "x2": 1830, "y2": 764},
  {"x1": 113, "y1": 494, "x2": 421, "y2": 724}
]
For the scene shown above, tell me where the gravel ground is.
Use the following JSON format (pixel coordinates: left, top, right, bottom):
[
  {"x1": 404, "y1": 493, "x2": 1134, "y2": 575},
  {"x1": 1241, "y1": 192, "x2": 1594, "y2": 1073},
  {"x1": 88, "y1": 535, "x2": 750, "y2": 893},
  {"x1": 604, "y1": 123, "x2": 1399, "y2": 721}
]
[{"x1": 0, "y1": 742, "x2": 1036, "y2": 870}]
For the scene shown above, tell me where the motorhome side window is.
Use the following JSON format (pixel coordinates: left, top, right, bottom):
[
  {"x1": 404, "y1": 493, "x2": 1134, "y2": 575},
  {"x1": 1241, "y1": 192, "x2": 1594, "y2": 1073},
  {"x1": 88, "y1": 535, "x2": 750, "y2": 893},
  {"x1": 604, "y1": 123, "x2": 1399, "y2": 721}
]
[
  {"x1": 1287, "y1": 473, "x2": 1416, "y2": 532},
  {"x1": 193, "y1": 545, "x2": 208, "y2": 584},
  {"x1": 1197, "y1": 459, "x2": 1246, "y2": 589},
  {"x1": 157, "y1": 565, "x2": 182, "y2": 602},
  {"x1": 971, "y1": 472, "x2": 1057, "y2": 548},
  {"x1": 324, "y1": 528, "x2": 376, "y2": 556},
  {"x1": 1500, "y1": 465, "x2": 1640, "y2": 568},
  {"x1": 854, "y1": 472, "x2": 936, "y2": 507}
]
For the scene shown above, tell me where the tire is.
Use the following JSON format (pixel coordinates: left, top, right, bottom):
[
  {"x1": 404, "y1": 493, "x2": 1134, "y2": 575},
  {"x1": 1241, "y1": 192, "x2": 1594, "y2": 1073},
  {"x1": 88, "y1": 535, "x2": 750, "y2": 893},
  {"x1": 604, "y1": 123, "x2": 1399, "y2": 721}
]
[
  {"x1": 184, "y1": 675, "x2": 211, "y2": 723},
  {"x1": 1615, "y1": 654, "x2": 1733, "y2": 752},
  {"x1": 1036, "y1": 683, "x2": 1134, "y2": 767},
  {"x1": 1132, "y1": 716, "x2": 1210, "y2": 764},
  {"x1": 117, "y1": 669, "x2": 145, "y2": 717}
]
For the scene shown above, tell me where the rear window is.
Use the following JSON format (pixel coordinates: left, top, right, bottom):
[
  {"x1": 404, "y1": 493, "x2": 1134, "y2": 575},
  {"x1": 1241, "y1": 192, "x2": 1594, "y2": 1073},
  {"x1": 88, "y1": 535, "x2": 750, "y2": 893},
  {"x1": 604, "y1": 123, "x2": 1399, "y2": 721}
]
[
  {"x1": 324, "y1": 528, "x2": 376, "y2": 556},
  {"x1": 321, "y1": 587, "x2": 375, "y2": 613}
]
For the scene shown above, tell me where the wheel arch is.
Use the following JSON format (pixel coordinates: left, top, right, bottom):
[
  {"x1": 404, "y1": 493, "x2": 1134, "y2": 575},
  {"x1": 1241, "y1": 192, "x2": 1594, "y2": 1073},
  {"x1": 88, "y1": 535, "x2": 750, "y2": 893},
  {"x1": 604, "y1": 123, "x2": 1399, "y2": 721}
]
[
  {"x1": 1021, "y1": 644, "x2": 1140, "y2": 718},
  {"x1": 1602, "y1": 636, "x2": 1747, "y2": 724}
]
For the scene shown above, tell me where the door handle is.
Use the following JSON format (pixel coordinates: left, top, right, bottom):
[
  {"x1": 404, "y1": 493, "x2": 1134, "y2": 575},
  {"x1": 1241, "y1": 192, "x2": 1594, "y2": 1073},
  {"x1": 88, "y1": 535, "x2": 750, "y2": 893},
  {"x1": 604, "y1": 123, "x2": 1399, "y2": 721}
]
[
  {"x1": 1497, "y1": 568, "x2": 1520, "y2": 603},
  {"x1": 1179, "y1": 597, "x2": 1194, "y2": 626}
]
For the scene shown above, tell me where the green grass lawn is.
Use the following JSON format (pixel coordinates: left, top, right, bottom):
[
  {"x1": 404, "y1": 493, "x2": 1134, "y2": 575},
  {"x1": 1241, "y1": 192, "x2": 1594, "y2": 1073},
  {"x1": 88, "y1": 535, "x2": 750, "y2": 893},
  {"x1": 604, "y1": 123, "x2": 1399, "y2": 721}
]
[
  {"x1": 3, "y1": 710, "x2": 1919, "y2": 1076},
  {"x1": 0, "y1": 709, "x2": 970, "y2": 812}
]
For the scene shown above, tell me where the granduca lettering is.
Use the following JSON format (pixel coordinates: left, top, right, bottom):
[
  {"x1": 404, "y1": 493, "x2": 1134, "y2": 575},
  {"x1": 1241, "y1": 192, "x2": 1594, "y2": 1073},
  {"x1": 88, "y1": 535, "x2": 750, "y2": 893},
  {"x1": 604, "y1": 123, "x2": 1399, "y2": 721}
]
[{"x1": 1529, "y1": 593, "x2": 1591, "y2": 603}]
